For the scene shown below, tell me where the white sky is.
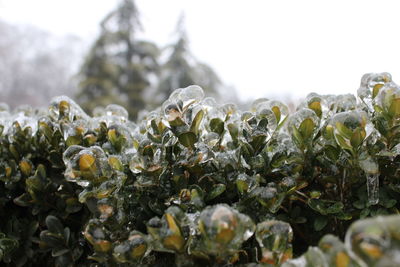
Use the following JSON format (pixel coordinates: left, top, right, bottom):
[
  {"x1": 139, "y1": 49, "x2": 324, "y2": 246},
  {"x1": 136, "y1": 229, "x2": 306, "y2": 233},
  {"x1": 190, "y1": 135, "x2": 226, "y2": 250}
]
[{"x1": 1, "y1": 0, "x2": 400, "y2": 102}]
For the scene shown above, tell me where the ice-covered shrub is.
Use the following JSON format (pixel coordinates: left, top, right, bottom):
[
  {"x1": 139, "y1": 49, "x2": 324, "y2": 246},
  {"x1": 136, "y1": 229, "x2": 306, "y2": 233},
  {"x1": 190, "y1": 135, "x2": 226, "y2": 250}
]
[{"x1": 1, "y1": 74, "x2": 400, "y2": 266}]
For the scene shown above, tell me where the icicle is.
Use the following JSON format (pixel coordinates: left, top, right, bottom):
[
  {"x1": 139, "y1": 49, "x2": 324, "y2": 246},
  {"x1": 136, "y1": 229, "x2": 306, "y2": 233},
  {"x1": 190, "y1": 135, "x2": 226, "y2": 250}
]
[
  {"x1": 359, "y1": 155, "x2": 380, "y2": 205},
  {"x1": 366, "y1": 174, "x2": 379, "y2": 205}
]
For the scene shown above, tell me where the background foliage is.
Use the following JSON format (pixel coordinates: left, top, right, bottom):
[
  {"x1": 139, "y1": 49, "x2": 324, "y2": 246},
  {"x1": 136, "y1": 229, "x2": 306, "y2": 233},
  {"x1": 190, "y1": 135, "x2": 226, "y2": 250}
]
[
  {"x1": 77, "y1": 0, "x2": 223, "y2": 120},
  {"x1": 1, "y1": 73, "x2": 400, "y2": 266}
]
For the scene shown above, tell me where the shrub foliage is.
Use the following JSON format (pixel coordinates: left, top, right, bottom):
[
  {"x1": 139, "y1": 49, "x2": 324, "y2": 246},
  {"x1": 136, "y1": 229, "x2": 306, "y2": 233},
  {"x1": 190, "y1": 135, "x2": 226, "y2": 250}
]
[{"x1": 1, "y1": 73, "x2": 400, "y2": 266}]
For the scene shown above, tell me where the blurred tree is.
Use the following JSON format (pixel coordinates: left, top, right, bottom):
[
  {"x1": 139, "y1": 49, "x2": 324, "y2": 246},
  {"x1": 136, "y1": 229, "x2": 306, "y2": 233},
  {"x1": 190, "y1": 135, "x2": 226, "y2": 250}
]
[
  {"x1": 0, "y1": 20, "x2": 81, "y2": 108},
  {"x1": 76, "y1": 0, "x2": 159, "y2": 120},
  {"x1": 153, "y1": 15, "x2": 222, "y2": 106}
]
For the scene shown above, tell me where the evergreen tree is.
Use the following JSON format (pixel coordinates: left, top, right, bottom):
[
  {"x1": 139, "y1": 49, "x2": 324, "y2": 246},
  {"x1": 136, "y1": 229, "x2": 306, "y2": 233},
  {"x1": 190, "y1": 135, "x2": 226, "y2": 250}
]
[
  {"x1": 156, "y1": 15, "x2": 221, "y2": 105},
  {"x1": 76, "y1": 0, "x2": 159, "y2": 120}
]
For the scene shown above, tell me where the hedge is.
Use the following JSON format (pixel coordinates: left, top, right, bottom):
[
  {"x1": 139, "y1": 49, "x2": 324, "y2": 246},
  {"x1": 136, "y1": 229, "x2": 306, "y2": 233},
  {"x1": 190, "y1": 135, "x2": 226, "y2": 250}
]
[{"x1": 1, "y1": 72, "x2": 400, "y2": 266}]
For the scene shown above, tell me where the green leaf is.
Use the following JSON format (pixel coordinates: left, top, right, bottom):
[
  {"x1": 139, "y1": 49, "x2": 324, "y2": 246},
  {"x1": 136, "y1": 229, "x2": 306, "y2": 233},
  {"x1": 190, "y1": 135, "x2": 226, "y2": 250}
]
[
  {"x1": 309, "y1": 101, "x2": 322, "y2": 118},
  {"x1": 190, "y1": 110, "x2": 204, "y2": 135},
  {"x1": 294, "y1": 217, "x2": 307, "y2": 223},
  {"x1": 325, "y1": 201, "x2": 344, "y2": 214},
  {"x1": 0, "y1": 238, "x2": 18, "y2": 254},
  {"x1": 52, "y1": 248, "x2": 70, "y2": 257},
  {"x1": 372, "y1": 84, "x2": 384, "y2": 99},
  {"x1": 46, "y1": 216, "x2": 64, "y2": 235},
  {"x1": 335, "y1": 211, "x2": 352, "y2": 220},
  {"x1": 291, "y1": 126, "x2": 304, "y2": 149},
  {"x1": 382, "y1": 199, "x2": 397, "y2": 209},
  {"x1": 314, "y1": 216, "x2": 328, "y2": 231},
  {"x1": 151, "y1": 119, "x2": 160, "y2": 135},
  {"x1": 324, "y1": 145, "x2": 339, "y2": 161},
  {"x1": 13, "y1": 193, "x2": 32, "y2": 207},
  {"x1": 209, "y1": 118, "x2": 224, "y2": 135},
  {"x1": 308, "y1": 199, "x2": 344, "y2": 215},
  {"x1": 168, "y1": 116, "x2": 185, "y2": 127},
  {"x1": 66, "y1": 136, "x2": 81, "y2": 147},
  {"x1": 350, "y1": 128, "x2": 365, "y2": 148},
  {"x1": 360, "y1": 208, "x2": 370, "y2": 218},
  {"x1": 335, "y1": 121, "x2": 354, "y2": 140},
  {"x1": 271, "y1": 106, "x2": 281, "y2": 123},
  {"x1": 178, "y1": 132, "x2": 197, "y2": 148},
  {"x1": 227, "y1": 123, "x2": 239, "y2": 142},
  {"x1": 353, "y1": 200, "x2": 365, "y2": 209},
  {"x1": 250, "y1": 134, "x2": 267, "y2": 152},
  {"x1": 299, "y1": 118, "x2": 315, "y2": 140},
  {"x1": 335, "y1": 134, "x2": 353, "y2": 152},
  {"x1": 40, "y1": 231, "x2": 63, "y2": 247},
  {"x1": 236, "y1": 180, "x2": 249, "y2": 194},
  {"x1": 206, "y1": 184, "x2": 226, "y2": 201},
  {"x1": 389, "y1": 98, "x2": 400, "y2": 118}
]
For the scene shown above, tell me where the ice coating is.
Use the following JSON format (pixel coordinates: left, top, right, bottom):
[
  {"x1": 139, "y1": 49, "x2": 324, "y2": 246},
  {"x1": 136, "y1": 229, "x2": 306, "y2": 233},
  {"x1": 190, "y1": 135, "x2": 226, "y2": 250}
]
[
  {"x1": 253, "y1": 99, "x2": 289, "y2": 131},
  {"x1": 318, "y1": 234, "x2": 356, "y2": 267},
  {"x1": 84, "y1": 219, "x2": 112, "y2": 253},
  {"x1": 91, "y1": 104, "x2": 130, "y2": 127},
  {"x1": 327, "y1": 110, "x2": 371, "y2": 152},
  {"x1": 334, "y1": 94, "x2": 357, "y2": 112},
  {"x1": 4, "y1": 74, "x2": 400, "y2": 265},
  {"x1": 61, "y1": 119, "x2": 87, "y2": 141},
  {"x1": 167, "y1": 85, "x2": 205, "y2": 110},
  {"x1": 302, "y1": 93, "x2": 327, "y2": 118},
  {"x1": 345, "y1": 215, "x2": 400, "y2": 267},
  {"x1": 9, "y1": 112, "x2": 38, "y2": 137},
  {"x1": 147, "y1": 206, "x2": 188, "y2": 253},
  {"x1": 194, "y1": 204, "x2": 255, "y2": 256},
  {"x1": 282, "y1": 247, "x2": 328, "y2": 267},
  {"x1": 375, "y1": 82, "x2": 400, "y2": 118},
  {"x1": 288, "y1": 108, "x2": 319, "y2": 133},
  {"x1": 255, "y1": 220, "x2": 293, "y2": 265},
  {"x1": 287, "y1": 108, "x2": 319, "y2": 150},
  {"x1": 283, "y1": 215, "x2": 400, "y2": 267},
  {"x1": 105, "y1": 104, "x2": 129, "y2": 120},
  {"x1": 49, "y1": 95, "x2": 89, "y2": 122},
  {"x1": 236, "y1": 173, "x2": 258, "y2": 194},
  {"x1": 358, "y1": 72, "x2": 393, "y2": 111},
  {"x1": 63, "y1": 145, "x2": 112, "y2": 187},
  {"x1": 358, "y1": 72, "x2": 392, "y2": 99},
  {"x1": 113, "y1": 231, "x2": 150, "y2": 263}
]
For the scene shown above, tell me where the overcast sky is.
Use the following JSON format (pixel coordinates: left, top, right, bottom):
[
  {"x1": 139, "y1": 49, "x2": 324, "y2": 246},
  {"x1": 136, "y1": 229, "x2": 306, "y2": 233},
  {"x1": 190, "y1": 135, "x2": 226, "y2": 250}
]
[{"x1": 1, "y1": 0, "x2": 400, "y2": 102}]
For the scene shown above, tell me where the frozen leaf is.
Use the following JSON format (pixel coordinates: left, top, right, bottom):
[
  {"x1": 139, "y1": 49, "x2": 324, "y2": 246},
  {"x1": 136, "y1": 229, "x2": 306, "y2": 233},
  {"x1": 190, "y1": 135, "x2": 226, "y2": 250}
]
[
  {"x1": 194, "y1": 204, "x2": 255, "y2": 257},
  {"x1": 256, "y1": 220, "x2": 293, "y2": 265},
  {"x1": 178, "y1": 132, "x2": 197, "y2": 148}
]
